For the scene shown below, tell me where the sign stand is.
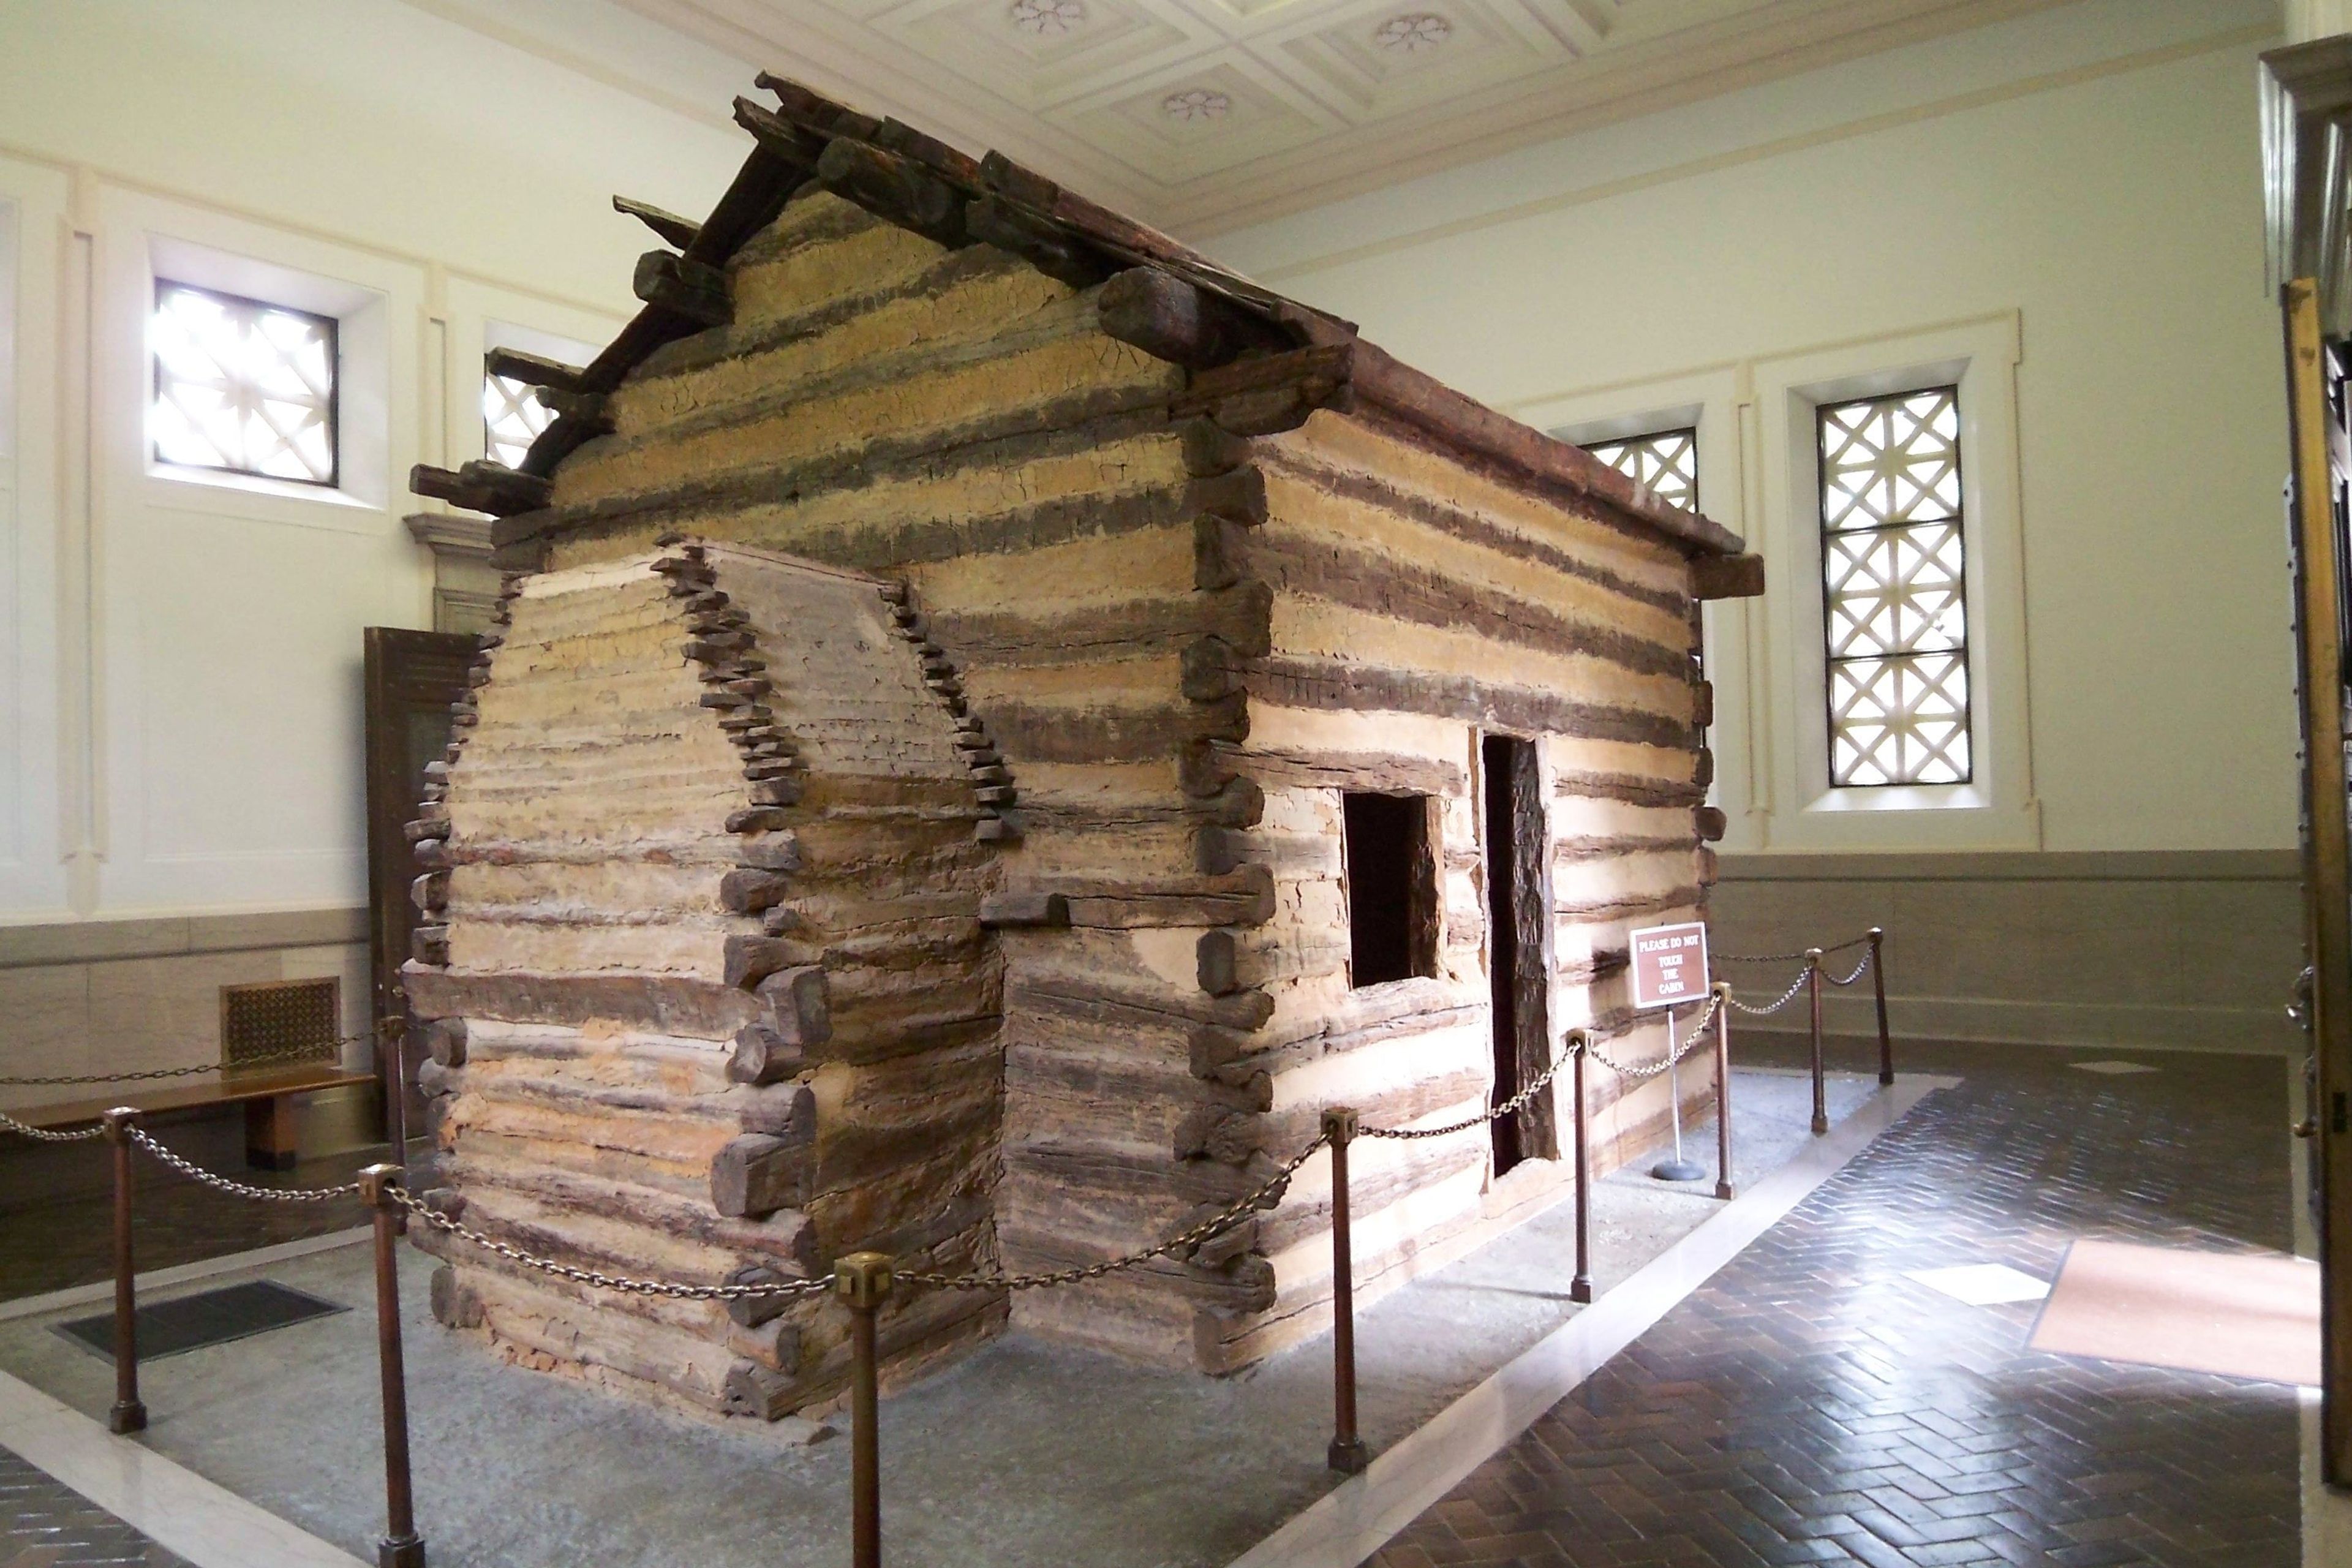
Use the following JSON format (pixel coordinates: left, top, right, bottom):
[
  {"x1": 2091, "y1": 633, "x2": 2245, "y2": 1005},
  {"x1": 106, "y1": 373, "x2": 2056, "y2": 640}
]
[
  {"x1": 1626, "y1": 922, "x2": 1712, "y2": 1185},
  {"x1": 1649, "y1": 1024, "x2": 1706, "y2": 1183}
]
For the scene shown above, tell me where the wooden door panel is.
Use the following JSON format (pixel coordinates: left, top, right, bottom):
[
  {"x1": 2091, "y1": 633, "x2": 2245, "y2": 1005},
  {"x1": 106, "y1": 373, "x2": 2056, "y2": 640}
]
[{"x1": 363, "y1": 627, "x2": 476, "y2": 1148}]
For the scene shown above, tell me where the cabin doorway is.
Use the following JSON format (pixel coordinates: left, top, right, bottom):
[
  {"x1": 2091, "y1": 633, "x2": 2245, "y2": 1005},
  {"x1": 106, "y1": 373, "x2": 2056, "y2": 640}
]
[
  {"x1": 364, "y1": 627, "x2": 478, "y2": 1148},
  {"x1": 1482, "y1": 734, "x2": 1557, "y2": 1176}
]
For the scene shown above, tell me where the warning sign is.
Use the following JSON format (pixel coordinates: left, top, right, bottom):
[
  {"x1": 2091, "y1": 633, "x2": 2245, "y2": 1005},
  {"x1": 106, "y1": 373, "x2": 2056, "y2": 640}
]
[{"x1": 1627, "y1": 922, "x2": 1711, "y2": 1011}]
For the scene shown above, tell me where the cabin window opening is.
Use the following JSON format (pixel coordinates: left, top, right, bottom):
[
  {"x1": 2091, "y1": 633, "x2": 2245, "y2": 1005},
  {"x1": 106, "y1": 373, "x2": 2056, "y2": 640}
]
[
  {"x1": 1817, "y1": 385, "x2": 1972, "y2": 786},
  {"x1": 483, "y1": 371, "x2": 556, "y2": 469},
  {"x1": 1341, "y1": 792, "x2": 1436, "y2": 988},
  {"x1": 1588, "y1": 425, "x2": 1698, "y2": 512},
  {"x1": 151, "y1": 281, "x2": 338, "y2": 486}
]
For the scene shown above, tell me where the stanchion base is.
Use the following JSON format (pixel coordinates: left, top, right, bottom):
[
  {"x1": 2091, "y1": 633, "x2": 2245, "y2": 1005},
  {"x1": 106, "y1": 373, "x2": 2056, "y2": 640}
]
[
  {"x1": 1714, "y1": 1181, "x2": 1735, "y2": 1201},
  {"x1": 1811, "y1": 1117, "x2": 1830, "y2": 1136},
  {"x1": 378, "y1": 1534, "x2": 426, "y2": 1568},
  {"x1": 1879, "y1": 1072, "x2": 1895, "y2": 1087},
  {"x1": 1569, "y1": 1276, "x2": 1593, "y2": 1305},
  {"x1": 1327, "y1": 1436, "x2": 1370, "y2": 1475},
  {"x1": 1649, "y1": 1158, "x2": 1706, "y2": 1183},
  {"x1": 107, "y1": 1400, "x2": 146, "y2": 1435}
]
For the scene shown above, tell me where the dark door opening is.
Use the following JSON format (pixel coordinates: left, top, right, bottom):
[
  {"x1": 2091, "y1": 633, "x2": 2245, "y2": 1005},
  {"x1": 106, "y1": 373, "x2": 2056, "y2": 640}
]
[
  {"x1": 1483, "y1": 734, "x2": 1556, "y2": 1176},
  {"x1": 364, "y1": 627, "x2": 478, "y2": 1148}
]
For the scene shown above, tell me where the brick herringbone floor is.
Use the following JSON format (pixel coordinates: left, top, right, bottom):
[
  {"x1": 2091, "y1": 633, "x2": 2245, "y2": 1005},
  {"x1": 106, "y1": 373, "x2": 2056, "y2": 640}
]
[
  {"x1": 0, "y1": 1447, "x2": 189, "y2": 1566},
  {"x1": 1370, "y1": 1046, "x2": 2297, "y2": 1568}
]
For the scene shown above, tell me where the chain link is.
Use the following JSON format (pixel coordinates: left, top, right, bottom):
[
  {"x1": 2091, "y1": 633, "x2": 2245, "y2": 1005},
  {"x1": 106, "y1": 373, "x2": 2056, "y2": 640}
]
[
  {"x1": 1728, "y1": 968, "x2": 1812, "y2": 1017},
  {"x1": 1822, "y1": 949, "x2": 1873, "y2": 988},
  {"x1": 0, "y1": 1035, "x2": 372, "y2": 1088},
  {"x1": 1585, "y1": 989, "x2": 1725, "y2": 1080},
  {"x1": 902, "y1": 1136, "x2": 1326, "y2": 1292},
  {"x1": 1364, "y1": 1031, "x2": 1590, "y2": 1141},
  {"x1": 0, "y1": 1107, "x2": 105, "y2": 1142},
  {"x1": 128, "y1": 1126, "x2": 363, "y2": 1204},
  {"x1": 391, "y1": 1187, "x2": 836, "y2": 1302},
  {"x1": 1717, "y1": 933, "x2": 1872, "y2": 965}
]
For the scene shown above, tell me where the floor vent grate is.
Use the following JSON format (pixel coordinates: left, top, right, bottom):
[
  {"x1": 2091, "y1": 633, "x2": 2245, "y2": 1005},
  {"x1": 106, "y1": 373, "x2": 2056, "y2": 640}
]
[{"x1": 55, "y1": 1280, "x2": 347, "y2": 1362}]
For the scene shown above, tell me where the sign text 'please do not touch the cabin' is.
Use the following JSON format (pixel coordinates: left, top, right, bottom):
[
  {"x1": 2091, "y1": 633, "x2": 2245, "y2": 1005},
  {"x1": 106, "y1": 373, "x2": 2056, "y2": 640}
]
[{"x1": 1627, "y1": 922, "x2": 1711, "y2": 1011}]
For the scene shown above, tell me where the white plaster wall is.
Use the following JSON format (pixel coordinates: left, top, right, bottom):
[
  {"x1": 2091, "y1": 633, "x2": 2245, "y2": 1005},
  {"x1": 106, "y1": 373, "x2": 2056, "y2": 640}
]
[
  {"x1": 1208, "y1": 0, "x2": 2295, "y2": 856},
  {"x1": 0, "y1": 0, "x2": 745, "y2": 931}
]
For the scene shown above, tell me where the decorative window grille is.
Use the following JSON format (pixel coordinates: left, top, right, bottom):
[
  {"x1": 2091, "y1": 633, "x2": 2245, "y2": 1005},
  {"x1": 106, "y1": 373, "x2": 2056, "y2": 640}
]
[
  {"x1": 1587, "y1": 426, "x2": 1698, "y2": 511},
  {"x1": 1817, "y1": 386, "x2": 1970, "y2": 786},
  {"x1": 151, "y1": 282, "x2": 337, "y2": 485},
  {"x1": 483, "y1": 372, "x2": 556, "y2": 470}
]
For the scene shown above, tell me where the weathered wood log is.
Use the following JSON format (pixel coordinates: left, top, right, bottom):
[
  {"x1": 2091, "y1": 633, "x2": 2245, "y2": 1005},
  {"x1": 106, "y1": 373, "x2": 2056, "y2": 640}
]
[
  {"x1": 978, "y1": 890, "x2": 1069, "y2": 928},
  {"x1": 758, "y1": 966, "x2": 832, "y2": 1047},
  {"x1": 1099, "y1": 268, "x2": 1286, "y2": 370},
  {"x1": 727, "y1": 1024, "x2": 804, "y2": 1087},
  {"x1": 483, "y1": 347, "x2": 587, "y2": 395},
  {"x1": 872, "y1": 116, "x2": 984, "y2": 186},
  {"x1": 403, "y1": 965, "x2": 760, "y2": 1039},
  {"x1": 634, "y1": 250, "x2": 731, "y2": 328},
  {"x1": 426, "y1": 1017, "x2": 467, "y2": 1068},
  {"x1": 752, "y1": 74, "x2": 880, "y2": 141},
  {"x1": 429, "y1": 1264, "x2": 485, "y2": 1329},
  {"x1": 1695, "y1": 805, "x2": 1727, "y2": 842},
  {"x1": 723, "y1": 1264, "x2": 797, "y2": 1328},
  {"x1": 730, "y1": 96, "x2": 831, "y2": 170},
  {"x1": 965, "y1": 195, "x2": 1107, "y2": 288},
  {"x1": 442, "y1": 1155, "x2": 821, "y2": 1275},
  {"x1": 1172, "y1": 343, "x2": 1355, "y2": 434},
  {"x1": 410, "y1": 460, "x2": 552, "y2": 518},
  {"x1": 1692, "y1": 552, "x2": 1766, "y2": 600},
  {"x1": 722, "y1": 935, "x2": 808, "y2": 989},
  {"x1": 720, "y1": 869, "x2": 794, "y2": 914},
  {"x1": 816, "y1": 138, "x2": 966, "y2": 249},
  {"x1": 711, "y1": 1133, "x2": 813, "y2": 1218},
  {"x1": 614, "y1": 194, "x2": 700, "y2": 250}
]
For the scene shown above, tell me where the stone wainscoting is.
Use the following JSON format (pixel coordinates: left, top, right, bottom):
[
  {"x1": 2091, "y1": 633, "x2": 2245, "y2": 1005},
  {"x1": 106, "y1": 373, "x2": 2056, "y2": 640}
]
[
  {"x1": 1708, "y1": 851, "x2": 2302, "y2": 1056},
  {"x1": 0, "y1": 909, "x2": 374, "y2": 1146}
]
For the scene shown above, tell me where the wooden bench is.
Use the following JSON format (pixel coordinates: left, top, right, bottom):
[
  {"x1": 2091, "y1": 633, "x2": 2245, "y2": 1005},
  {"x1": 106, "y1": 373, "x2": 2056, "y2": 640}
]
[{"x1": 20, "y1": 1061, "x2": 378, "y2": 1170}]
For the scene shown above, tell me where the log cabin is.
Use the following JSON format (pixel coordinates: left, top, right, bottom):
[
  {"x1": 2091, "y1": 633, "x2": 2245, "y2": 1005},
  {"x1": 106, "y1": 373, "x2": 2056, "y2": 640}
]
[{"x1": 401, "y1": 75, "x2": 1764, "y2": 1420}]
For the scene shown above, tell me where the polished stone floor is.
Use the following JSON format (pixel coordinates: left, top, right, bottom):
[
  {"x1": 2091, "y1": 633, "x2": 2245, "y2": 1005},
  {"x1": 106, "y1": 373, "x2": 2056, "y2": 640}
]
[
  {"x1": 1368, "y1": 1039, "x2": 2297, "y2": 1568},
  {"x1": 0, "y1": 1445, "x2": 189, "y2": 1567}
]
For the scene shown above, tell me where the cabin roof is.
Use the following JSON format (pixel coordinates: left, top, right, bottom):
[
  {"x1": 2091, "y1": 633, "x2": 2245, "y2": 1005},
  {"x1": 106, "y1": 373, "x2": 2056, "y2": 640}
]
[{"x1": 469, "y1": 75, "x2": 1745, "y2": 560}]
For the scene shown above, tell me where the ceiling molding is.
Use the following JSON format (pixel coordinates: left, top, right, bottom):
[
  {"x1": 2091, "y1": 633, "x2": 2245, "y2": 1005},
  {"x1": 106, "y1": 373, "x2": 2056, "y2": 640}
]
[{"x1": 430, "y1": 0, "x2": 2088, "y2": 233}]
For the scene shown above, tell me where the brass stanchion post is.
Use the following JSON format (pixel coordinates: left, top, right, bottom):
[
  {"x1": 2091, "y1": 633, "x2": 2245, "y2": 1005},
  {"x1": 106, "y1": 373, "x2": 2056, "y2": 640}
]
[
  {"x1": 1569, "y1": 1030, "x2": 1593, "y2": 1304},
  {"x1": 1805, "y1": 948, "x2": 1828, "y2": 1136},
  {"x1": 358, "y1": 1164, "x2": 426, "y2": 1568},
  {"x1": 1322, "y1": 1107, "x2": 1367, "y2": 1474},
  {"x1": 836, "y1": 1251, "x2": 894, "y2": 1568},
  {"x1": 382, "y1": 1015, "x2": 409, "y2": 1159},
  {"x1": 1711, "y1": 986, "x2": 1735, "y2": 1201},
  {"x1": 1869, "y1": 927, "x2": 1893, "y2": 1085},
  {"x1": 101, "y1": 1108, "x2": 146, "y2": 1435}
]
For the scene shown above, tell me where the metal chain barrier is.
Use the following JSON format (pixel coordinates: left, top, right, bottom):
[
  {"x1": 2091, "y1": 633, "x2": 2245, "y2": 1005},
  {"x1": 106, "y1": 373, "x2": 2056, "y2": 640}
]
[
  {"x1": 0, "y1": 1033, "x2": 373, "y2": 1087},
  {"x1": 127, "y1": 1125, "x2": 364, "y2": 1204},
  {"x1": 1360, "y1": 1037, "x2": 1583, "y2": 1142},
  {"x1": 1822, "y1": 948, "x2": 1873, "y2": 988},
  {"x1": 900, "y1": 1135, "x2": 1327, "y2": 1292},
  {"x1": 1727, "y1": 967, "x2": 1812, "y2": 1017},
  {"x1": 390, "y1": 1186, "x2": 834, "y2": 1303},
  {"x1": 1717, "y1": 932, "x2": 1871, "y2": 965},
  {"x1": 1585, "y1": 989, "x2": 1726, "y2": 1080},
  {"x1": 0, "y1": 1107, "x2": 105, "y2": 1142}
]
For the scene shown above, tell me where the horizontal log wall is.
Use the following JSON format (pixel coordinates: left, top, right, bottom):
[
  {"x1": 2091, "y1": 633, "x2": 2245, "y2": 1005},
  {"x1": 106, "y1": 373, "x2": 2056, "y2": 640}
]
[
  {"x1": 535, "y1": 194, "x2": 1276, "y2": 1367},
  {"x1": 1188, "y1": 406, "x2": 1716, "y2": 1370},
  {"x1": 511, "y1": 188, "x2": 1722, "y2": 1378},
  {"x1": 413, "y1": 546, "x2": 1005, "y2": 1418}
]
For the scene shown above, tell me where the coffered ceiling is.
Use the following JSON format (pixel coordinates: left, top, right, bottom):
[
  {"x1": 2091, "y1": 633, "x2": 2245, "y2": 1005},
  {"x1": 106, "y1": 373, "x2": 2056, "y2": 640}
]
[{"x1": 590, "y1": 0, "x2": 2065, "y2": 232}]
